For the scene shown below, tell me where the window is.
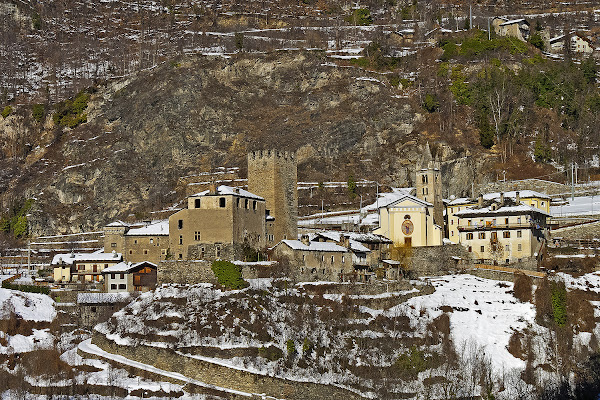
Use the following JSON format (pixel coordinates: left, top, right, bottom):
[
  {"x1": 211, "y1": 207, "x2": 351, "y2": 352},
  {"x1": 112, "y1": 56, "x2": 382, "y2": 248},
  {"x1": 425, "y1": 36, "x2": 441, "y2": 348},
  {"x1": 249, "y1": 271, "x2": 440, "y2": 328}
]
[
  {"x1": 517, "y1": 217, "x2": 522, "y2": 224},
  {"x1": 179, "y1": 235, "x2": 183, "y2": 245},
  {"x1": 451, "y1": 231, "x2": 454, "y2": 237},
  {"x1": 178, "y1": 253, "x2": 183, "y2": 259},
  {"x1": 129, "y1": 250, "x2": 133, "y2": 255},
  {"x1": 302, "y1": 255, "x2": 305, "y2": 262},
  {"x1": 450, "y1": 219, "x2": 453, "y2": 225},
  {"x1": 245, "y1": 199, "x2": 249, "y2": 209},
  {"x1": 541, "y1": 201, "x2": 545, "y2": 206},
  {"x1": 505, "y1": 244, "x2": 510, "y2": 251},
  {"x1": 178, "y1": 219, "x2": 183, "y2": 229},
  {"x1": 491, "y1": 232, "x2": 498, "y2": 241},
  {"x1": 517, "y1": 230, "x2": 522, "y2": 238},
  {"x1": 478, "y1": 232, "x2": 486, "y2": 239},
  {"x1": 143, "y1": 249, "x2": 148, "y2": 255},
  {"x1": 110, "y1": 284, "x2": 117, "y2": 290},
  {"x1": 518, "y1": 244, "x2": 522, "y2": 251},
  {"x1": 253, "y1": 201, "x2": 257, "y2": 210},
  {"x1": 120, "y1": 274, "x2": 124, "y2": 279},
  {"x1": 91, "y1": 307, "x2": 96, "y2": 313},
  {"x1": 111, "y1": 274, "x2": 115, "y2": 279},
  {"x1": 236, "y1": 198, "x2": 240, "y2": 207},
  {"x1": 78, "y1": 264, "x2": 84, "y2": 270},
  {"x1": 505, "y1": 218, "x2": 509, "y2": 225},
  {"x1": 466, "y1": 233, "x2": 474, "y2": 240},
  {"x1": 150, "y1": 238, "x2": 154, "y2": 244},
  {"x1": 220, "y1": 197, "x2": 226, "y2": 208},
  {"x1": 468, "y1": 219, "x2": 472, "y2": 226},
  {"x1": 468, "y1": 246, "x2": 472, "y2": 252},
  {"x1": 111, "y1": 243, "x2": 116, "y2": 248},
  {"x1": 342, "y1": 256, "x2": 345, "y2": 263},
  {"x1": 134, "y1": 240, "x2": 137, "y2": 244},
  {"x1": 118, "y1": 284, "x2": 126, "y2": 290},
  {"x1": 194, "y1": 231, "x2": 201, "y2": 241},
  {"x1": 503, "y1": 231, "x2": 511, "y2": 238},
  {"x1": 321, "y1": 255, "x2": 325, "y2": 262},
  {"x1": 331, "y1": 256, "x2": 334, "y2": 263},
  {"x1": 195, "y1": 198, "x2": 201, "y2": 208},
  {"x1": 480, "y1": 246, "x2": 485, "y2": 252},
  {"x1": 216, "y1": 246, "x2": 221, "y2": 258},
  {"x1": 105, "y1": 264, "x2": 108, "y2": 268}
]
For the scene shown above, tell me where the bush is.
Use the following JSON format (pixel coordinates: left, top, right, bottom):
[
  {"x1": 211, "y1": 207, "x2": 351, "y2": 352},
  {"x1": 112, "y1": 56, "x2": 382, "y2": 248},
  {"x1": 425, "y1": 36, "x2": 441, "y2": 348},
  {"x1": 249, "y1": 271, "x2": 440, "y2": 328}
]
[
  {"x1": 346, "y1": 8, "x2": 372, "y2": 25},
  {"x1": 1, "y1": 281, "x2": 50, "y2": 295},
  {"x1": 286, "y1": 339, "x2": 296, "y2": 356},
  {"x1": 423, "y1": 94, "x2": 439, "y2": 113},
  {"x1": 302, "y1": 337, "x2": 313, "y2": 355},
  {"x1": 32, "y1": 104, "x2": 45, "y2": 123},
  {"x1": 258, "y1": 346, "x2": 283, "y2": 361},
  {"x1": 53, "y1": 90, "x2": 90, "y2": 128},
  {"x1": 211, "y1": 260, "x2": 249, "y2": 290},
  {"x1": 513, "y1": 273, "x2": 533, "y2": 303},
  {"x1": 551, "y1": 281, "x2": 567, "y2": 327},
  {"x1": 394, "y1": 345, "x2": 429, "y2": 379},
  {"x1": 528, "y1": 33, "x2": 544, "y2": 50},
  {"x1": 1, "y1": 106, "x2": 12, "y2": 119}
]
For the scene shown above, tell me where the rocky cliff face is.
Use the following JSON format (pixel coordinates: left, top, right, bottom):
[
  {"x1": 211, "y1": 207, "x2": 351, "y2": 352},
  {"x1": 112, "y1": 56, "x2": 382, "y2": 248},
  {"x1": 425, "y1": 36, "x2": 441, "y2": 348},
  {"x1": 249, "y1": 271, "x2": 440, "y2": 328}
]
[{"x1": 0, "y1": 51, "x2": 493, "y2": 236}]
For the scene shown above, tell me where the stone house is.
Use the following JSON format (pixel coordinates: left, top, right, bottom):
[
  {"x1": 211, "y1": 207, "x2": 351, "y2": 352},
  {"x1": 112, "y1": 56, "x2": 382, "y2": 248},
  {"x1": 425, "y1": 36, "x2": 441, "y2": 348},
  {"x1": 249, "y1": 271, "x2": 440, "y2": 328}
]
[
  {"x1": 102, "y1": 261, "x2": 157, "y2": 293},
  {"x1": 270, "y1": 236, "x2": 354, "y2": 282},
  {"x1": 494, "y1": 18, "x2": 530, "y2": 41},
  {"x1": 52, "y1": 251, "x2": 123, "y2": 283},
  {"x1": 77, "y1": 292, "x2": 131, "y2": 328},
  {"x1": 454, "y1": 194, "x2": 549, "y2": 266},
  {"x1": 311, "y1": 231, "x2": 392, "y2": 269},
  {"x1": 104, "y1": 220, "x2": 169, "y2": 264},
  {"x1": 447, "y1": 190, "x2": 550, "y2": 244},
  {"x1": 169, "y1": 185, "x2": 267, "y2": 261}
]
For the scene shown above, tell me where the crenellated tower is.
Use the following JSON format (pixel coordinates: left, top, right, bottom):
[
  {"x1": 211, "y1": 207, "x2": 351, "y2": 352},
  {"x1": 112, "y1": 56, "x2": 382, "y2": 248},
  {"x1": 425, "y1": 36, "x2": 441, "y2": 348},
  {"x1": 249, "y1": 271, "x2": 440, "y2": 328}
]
[{"x1": 247, "y1": 150, "x2": 298, "y2": 245}]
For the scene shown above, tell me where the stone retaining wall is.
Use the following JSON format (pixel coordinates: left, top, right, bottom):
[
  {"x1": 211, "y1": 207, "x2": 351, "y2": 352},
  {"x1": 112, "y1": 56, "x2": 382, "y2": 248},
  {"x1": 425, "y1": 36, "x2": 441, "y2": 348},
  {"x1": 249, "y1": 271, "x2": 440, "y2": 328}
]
[
  {"x1": 551, "y1": 221, "x2": 600, "y2": 240},
  {"x1": 92, "y1": 333, "x2": 366, "y2": 400},
  {"x1": 409, "y1": 244, "x2": 472, "y2": 275}
]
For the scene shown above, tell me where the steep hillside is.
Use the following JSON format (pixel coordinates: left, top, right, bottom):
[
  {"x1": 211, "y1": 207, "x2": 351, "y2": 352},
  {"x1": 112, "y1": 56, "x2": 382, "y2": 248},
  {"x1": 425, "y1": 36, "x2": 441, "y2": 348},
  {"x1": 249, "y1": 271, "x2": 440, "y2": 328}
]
[{"x1": 0, "y1": 51, "x2": 487, "y2": 235}]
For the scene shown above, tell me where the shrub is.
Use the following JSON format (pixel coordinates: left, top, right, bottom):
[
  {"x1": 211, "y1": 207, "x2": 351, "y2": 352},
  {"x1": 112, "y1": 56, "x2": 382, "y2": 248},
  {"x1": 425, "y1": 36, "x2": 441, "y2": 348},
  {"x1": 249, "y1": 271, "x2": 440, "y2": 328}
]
[
  {"x1": 211, "y1": 260, "x2": 249, "y2": 290},
  {"x1": 551, "y1": 281, "x2": 567, "y2": 327},
  {"x1": 32, "y1": 104, "x2": 45, "y2": 123},
  {"x1": 258, "y1": 346, "x2": 283, "y2": 361},
  {"x1": 1, "y1": 281, "x2": 50, "y2": 295},
  {"x1": 286, "y1": 339, "x2": 296, "y2": 356},
  {"x1": 513, "y1": 273, "x2": 533, "y2": 303},
  {"x1": 346, "y1": 8, "x2": 372, "y2": 26},
  {"x1": 423, "y1": 94, "x2": 439, "y2": 113},
  {"x1": 302, "y1": 337, "x2": 313, "y2": 355},
  {"x1": 1, "y1": 106, "x2": 12, "y2": 119},
  {"x1": 394, "y1": 345, "x2": 429, "y2": 379},
  {"x1": 53, "y1": 90, "x2": 90, "y2": 128},
  {"x1": 528, "y1": 33, "x2": 544, "y2": 50}
]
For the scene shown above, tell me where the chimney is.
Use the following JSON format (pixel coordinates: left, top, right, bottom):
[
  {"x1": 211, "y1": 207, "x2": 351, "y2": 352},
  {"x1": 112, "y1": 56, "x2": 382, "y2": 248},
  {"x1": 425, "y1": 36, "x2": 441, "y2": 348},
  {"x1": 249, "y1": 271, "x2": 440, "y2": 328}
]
[
  {"x1": 515, "y1": 191, "x2": 520, "y2": 204},
  {"x1": 478, "y1": 193, "x2": 484, "y2": 208},
  {"x1": 209, "y1": 183, "x2": 217, "y2": 195},
  {"x1": 500, "y1": 192, "x2": 505, "y2": 206},
  {"x1": 338, "y1": 235, "x2": 350, "y2": 249},
  {"x1": 300, "y1": 234, "x2": 310, "y2": 246}
]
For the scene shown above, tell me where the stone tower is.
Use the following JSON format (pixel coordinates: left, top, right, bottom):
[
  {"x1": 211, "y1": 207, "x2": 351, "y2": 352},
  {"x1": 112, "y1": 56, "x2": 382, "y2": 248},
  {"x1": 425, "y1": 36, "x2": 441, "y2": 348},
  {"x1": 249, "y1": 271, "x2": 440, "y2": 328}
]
[
  {"x1": 247, "y1": 150, "x2": 298, "y2": 244},
  {"x1": 415, "y1": 143, "x2": 444, "y2": 230}
]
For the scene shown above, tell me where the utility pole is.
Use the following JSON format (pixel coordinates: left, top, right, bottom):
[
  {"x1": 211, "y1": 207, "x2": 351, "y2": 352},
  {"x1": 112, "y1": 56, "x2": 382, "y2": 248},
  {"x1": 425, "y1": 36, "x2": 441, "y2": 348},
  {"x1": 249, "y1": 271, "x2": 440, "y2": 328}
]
[
  {"x1": 27, "y1": 240, "x2": 31, "y2": 272},
  {"x1": 571, "y1": 162, "x2": 575, "y2": 200},
  {"x1": 488, "y1": 17, "x2": 491, "y2": 40},
  {"x1": 469, "y1": 5, "x2": 472, "y2": 30}
]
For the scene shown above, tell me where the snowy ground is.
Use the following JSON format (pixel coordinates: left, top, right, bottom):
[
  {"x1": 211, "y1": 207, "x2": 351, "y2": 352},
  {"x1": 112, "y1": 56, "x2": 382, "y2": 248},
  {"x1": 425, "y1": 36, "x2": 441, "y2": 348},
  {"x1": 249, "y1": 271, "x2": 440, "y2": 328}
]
[{"x1": 551, "y1": 195, "x2": 600, "y2": 216}]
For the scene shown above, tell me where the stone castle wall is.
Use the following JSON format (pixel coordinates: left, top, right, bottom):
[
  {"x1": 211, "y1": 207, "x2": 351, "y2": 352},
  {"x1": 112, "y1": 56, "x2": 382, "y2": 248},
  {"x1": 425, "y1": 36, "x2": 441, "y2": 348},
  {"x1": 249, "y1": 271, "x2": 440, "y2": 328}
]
[{"x1": 91, "y1": 333, "x2": 365, "y2": 400}]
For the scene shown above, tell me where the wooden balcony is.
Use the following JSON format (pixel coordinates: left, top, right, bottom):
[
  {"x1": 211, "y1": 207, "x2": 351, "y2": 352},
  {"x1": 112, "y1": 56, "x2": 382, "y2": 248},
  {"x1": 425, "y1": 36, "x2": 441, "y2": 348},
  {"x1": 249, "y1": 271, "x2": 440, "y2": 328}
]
[{"x1": 457, "y1": 222, "x2": 535, "y2": 232}]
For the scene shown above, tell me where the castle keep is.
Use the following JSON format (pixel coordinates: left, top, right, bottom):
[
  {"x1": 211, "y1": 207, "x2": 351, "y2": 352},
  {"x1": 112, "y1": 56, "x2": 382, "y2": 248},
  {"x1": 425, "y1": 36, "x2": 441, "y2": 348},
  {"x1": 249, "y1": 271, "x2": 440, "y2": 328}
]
[{"x1": 247, "y1": 150, "x2": 298, "y2": 246}]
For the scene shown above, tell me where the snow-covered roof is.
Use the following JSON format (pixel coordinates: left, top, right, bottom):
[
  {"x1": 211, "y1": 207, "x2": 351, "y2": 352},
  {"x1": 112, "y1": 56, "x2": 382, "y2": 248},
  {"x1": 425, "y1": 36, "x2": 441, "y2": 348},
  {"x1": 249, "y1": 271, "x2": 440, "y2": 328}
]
[
  {"x1": 382, "y1": 259, "x2": 401, "y2": 265},
  {"x1": 102, "y1": 261, "x2": 157, "y2": 274},
  {"x1": 51, "y1": 252, "x2": 122, "y2": 265},
  {"x1": 500, "y1": 18, "x2": 528, "y2": 26},
  {"x1": 105, "y1": 220, "x2": 130, "y2": 227},
  {"x1": 348, "y1": 232, "x2": 392, "y2": 243},
  {"x1": 448, "y1": 190, "x2": 550, "y2": 206},
  {"x1": 550, "y1": 35, "x2": 566, "y2": 43},
  {"x1": 363, "y1": 188, "x2": 414, "y2": 211},
  {"x1": 190, "y1": 185, "x2": 264, "y2": 201},
  {"x1": 125, "y1": 220, "x2": 169, "y2": 236},
  {"x1": 77, "y1": 292, "x2": 131, "y2": 304},
  {"x1": 278, "y1": 240, "x2": 349, "y2": 252},
  {"x1": 385, "y1": 193, "x2": 433, "y2": 208},
  {"x1": 455, "y1": 204, "x2": 550, "y2": 217},
  {"x1": 349, "y1": 239, "x2": 370, "y2": 253}
]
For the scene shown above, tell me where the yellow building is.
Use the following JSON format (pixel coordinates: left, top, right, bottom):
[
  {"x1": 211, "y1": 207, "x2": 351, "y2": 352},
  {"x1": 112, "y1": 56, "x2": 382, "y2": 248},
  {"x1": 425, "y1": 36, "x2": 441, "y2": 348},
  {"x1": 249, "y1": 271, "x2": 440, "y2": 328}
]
[
  {"x1": 52, "y1": 251, "x2": 123, "y2": 283},
  {"x1": 374, "y1": 194, "x2": 443, "y2": 248},
  {"x1": 454, "y1": 195, "x2": 549, "y2": 265},
  {"x1": 447, "y1": 190, "x2": 550, "y2": 244}
]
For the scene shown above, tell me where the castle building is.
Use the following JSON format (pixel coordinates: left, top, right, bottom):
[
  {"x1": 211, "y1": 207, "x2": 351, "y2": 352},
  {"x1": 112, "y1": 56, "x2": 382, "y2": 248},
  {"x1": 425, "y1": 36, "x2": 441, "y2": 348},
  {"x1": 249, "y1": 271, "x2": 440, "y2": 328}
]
[
  {"x1": 415, "y1": 142, "x2": 444, "y2": 231},
  {"x1": 168, "y1": 185, "x2": 266, "y2": 261},
  {"x1": 248, "y1": 150, "x2": 298, "y2": 246}
]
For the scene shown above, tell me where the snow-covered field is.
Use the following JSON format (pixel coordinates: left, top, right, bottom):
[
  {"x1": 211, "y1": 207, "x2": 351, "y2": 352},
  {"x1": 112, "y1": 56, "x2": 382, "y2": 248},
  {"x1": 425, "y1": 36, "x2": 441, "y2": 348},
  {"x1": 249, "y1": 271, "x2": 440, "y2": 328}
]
[{"x1": 551, "y1": 195, "x2": 600, "y2": 216}]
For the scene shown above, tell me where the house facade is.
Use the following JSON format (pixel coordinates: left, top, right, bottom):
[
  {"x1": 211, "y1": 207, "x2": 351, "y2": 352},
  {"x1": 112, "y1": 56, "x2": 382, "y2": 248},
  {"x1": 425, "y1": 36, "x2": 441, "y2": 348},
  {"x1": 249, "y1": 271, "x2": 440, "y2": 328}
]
[
  {"x1": 52, "y1": 251, "x2": 123, "y2": 283},
  {"x1": 102, "y1": 261, "x2": 157, "y2": 293},
  {"x1": 104, "y1": 220, "x2": 169, "y2": 264},
  {"x1": 495, "y1": 18, "x2": 530, "y2": 41},
  {"x1": 271, "y1": 237, "x2": 354, "y2": 282},
  {"x1": 454, "y1": 196, "x2": 549, "y2": 265},
  {"x1": 447, "y1": 190, "x2": 550, "y2": 244}
]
